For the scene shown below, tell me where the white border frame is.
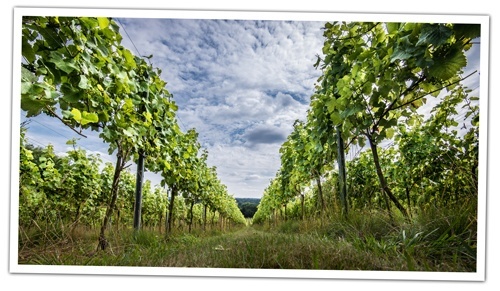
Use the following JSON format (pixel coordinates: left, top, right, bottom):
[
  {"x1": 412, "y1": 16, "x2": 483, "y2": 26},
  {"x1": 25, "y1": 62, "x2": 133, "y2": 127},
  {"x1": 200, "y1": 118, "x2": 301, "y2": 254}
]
[{"x1": 10, "y1": 7, "x2": 490, "y2": 282}]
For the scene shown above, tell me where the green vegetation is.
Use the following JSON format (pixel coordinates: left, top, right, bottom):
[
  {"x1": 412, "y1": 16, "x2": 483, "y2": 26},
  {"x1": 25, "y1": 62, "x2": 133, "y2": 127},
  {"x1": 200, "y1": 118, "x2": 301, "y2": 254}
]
[
  {"x1": 18, "y1": 18, "x2": 480, "y2": 272},
  {"x1": 252, "y1": 21, "x2": 479, "y2": 271},
  {"x1": 20, "y1": 16, "x2": 245, "y2": 252},
  {"x1": 254, "y1": 22, "x2": 479, "y2": 223},
  {"x1": 236, "y1": 198, "x2": 260, "y2": 218}
]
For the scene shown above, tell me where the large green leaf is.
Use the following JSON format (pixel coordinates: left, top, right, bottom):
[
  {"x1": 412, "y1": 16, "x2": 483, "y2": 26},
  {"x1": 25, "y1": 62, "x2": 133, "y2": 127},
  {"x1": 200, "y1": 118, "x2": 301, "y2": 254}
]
[
  {"x1": 69, "y1": 108, "x2": 98, "y2": 125},
  {"x1": 384, "y1": 128, "x2": 395, "y2": 139},
  {"x1": 37, "y1": 26, "x2": 63, "y2": 49},
  {"x1": 416, "y1": 24, "x2": 453, "y2": 47},
  {"x1": 330, "y1": 111, "x2": 342, "y2": 125},
  {"x1": 123, "y1": 49, "x2": 137, "y2": 69},
  {"x1": 386, "y1": 23, "x2": 400, "y2": 34},
  {"x1": 21, "y1": 82, "x2": 32, "y2": 94},
  {"x1": 427, "y1": 45, "x2": 467, "y2": 80},
  {"x1": 390, "y1": 34, "x2": 418, "y2": 62},
  {"x1": 97, "y1": 17, "x2": 110, "y2": 29},
  {"x1": 22, "y1": 38, "x2": 36, "y2": 63},
  {"x1": 391, "y1": 45, "x2": 415, "y2": 62},
  {"x1": 21, "y1": 66, "x2": 37, "y2": 83},
  {"x1": 379, "y1": 117, "x2": 398, "y2": 128},
  {"x1": 71, "y1": 108, "x2": 82, "y2": 122},
  {"x1": 340, "y1": 104, "x2": 363, "y2": 119},
  {"x1": 78, "y1": 75, "x2": 90, "y2": 89},
  {"x1": 453, "y1": 24, "x2": 481, "y2": 40},
  {"x1": 49, "y1": 51, "x2": 78, "y2": 74},
  {"x1": 81, "y1": 111, "x2": 99, "y2": 125},
  {"x1": 326, "y1": 97, "x2": 337, "y2": 113},
  {"x1": 60, "y1": 83, "x2": 83, "y2": 103},
  {"x1": 21, "y1": 95, "x2": 45, "y2": 117}
]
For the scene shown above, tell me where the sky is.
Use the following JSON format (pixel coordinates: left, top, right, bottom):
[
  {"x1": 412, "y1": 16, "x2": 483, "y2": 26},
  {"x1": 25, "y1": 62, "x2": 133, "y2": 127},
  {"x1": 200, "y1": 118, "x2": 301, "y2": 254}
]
[
  {"x1": 119, "y1": 18, "x2": 326, "y2": 198},
  {"x1": 19, "y1": 15, "x2": 482, "y2": 200}
]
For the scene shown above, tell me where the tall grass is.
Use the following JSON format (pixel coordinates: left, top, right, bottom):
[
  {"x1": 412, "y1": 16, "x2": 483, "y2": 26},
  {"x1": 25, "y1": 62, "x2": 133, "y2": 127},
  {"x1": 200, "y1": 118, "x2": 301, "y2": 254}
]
[
  {"x1": 17, "y1": 201, "x2": 476, "y2": 271},
  {"x1": 252, "y1": 200, "x2": 477, "y2": 271}
]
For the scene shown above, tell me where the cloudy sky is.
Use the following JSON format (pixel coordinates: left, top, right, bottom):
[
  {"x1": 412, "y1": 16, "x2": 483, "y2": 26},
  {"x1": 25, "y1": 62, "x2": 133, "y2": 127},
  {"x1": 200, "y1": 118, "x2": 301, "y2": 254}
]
[
  {"x1": 120, "y1": 18, "x2": 325, "y2": 198},
  {"x1": 20, "y1": 14, "x2": 483, "y2": 199}
]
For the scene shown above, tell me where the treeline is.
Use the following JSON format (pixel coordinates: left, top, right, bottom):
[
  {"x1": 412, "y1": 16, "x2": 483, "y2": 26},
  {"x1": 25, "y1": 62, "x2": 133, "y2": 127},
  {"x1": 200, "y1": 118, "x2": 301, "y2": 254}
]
[{"x1": 235, "y1": 198, "x2": 260, "y2": 218}]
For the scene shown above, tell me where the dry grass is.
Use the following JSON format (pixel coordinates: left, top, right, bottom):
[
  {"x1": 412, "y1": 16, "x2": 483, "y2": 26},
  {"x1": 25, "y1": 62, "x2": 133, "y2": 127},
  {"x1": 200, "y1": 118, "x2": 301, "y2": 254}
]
[{"x1": 17, "y1": 203, "x2": 477, "y2": 272}]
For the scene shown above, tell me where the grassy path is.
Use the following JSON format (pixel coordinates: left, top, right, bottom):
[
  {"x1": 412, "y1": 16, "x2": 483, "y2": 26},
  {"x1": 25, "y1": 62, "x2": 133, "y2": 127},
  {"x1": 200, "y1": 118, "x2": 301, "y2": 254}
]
[
  {"x1": 149, "y1": 226, "x2": 392, "y2": 270},
  {"x1": 18, "y1": 210, "x2": 476, "y2": 272},
  {"x1": 19, "y1": 225, "x2": 409, "y2": 270},
  {"x1": 155, "y1": 226, "x2": 346, "y2": 269}
]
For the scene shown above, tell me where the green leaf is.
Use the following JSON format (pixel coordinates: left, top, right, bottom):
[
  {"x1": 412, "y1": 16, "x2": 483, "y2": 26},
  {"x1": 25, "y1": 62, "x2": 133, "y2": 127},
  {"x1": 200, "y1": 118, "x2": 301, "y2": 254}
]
[
  {"x1": 340, "y1": 104, "x2": 363, "y2": 119},
  {"x1": 386, "y1": 23, "x2": 400, "y2": 34},
  {"x1": 123, "y1": 127, "x2": 137, "y2": 137},
  {"x1": 417, "y1": 24, "x2": 453, "y2": 47},
  {"x1": 21, "y1": 95, "x2": 45, "y2": 117},
  {"x1": 66, "y1": 139, "x2": 77, "y2": 145},
  {"x1": 122, "y1": 98, "x2": 134, "y2": 112},
  {"x1": 60, "y1": 83, "x2": 83, "y2": 103},
  {"x1": 78, "y1": 75, "x2": 89, "y2": 89},
  {"x1": 472, "y1": 115, "x2": 479, "y2": 126},
  {"x1": 123, "y1": 49, "x2": 137, "y2": 69},
  {"x1": 362, "y1": 82, "x2": 372, "y2": 95},
  {"x1": 322, "y1": 41, "x2": 331, "y2": 55},
  {"x1": 379, "y1": 117, "x2": 398, "y2": 128},
  {"x1": 49, "y1": 51, "x2": 78, "y2": 74},
  {"x1": 22, "y1": 38, "x2": 36, "y2": 63},
  {"x1": 143, "y1": 111, "x2": 153, "y2": 124},
  {"x1": 336, "y1": 96, "x2": 349, "y2": 109},
  {"x1": 71, "y1": 108, "x2": 82, "y2": 122},
  {"x1": 453, "y1": 24, "x2": 481, "y2": 40},
  {"x1": 427, "y1": 45, "x2": 467, "y2": 80},
  {"x1": 370, "y1": 91, "x2": 380, "y2": 107},
  {"x1": 330, "y1": 112, "x2": 342, "y2": 125},
  {"x1": 21, "y1": 66, "x2": 37, "y2": 83},
  {"x1": 21, "y1": 82, "x2": 32, "y2": 94},
  {"x1": 62, "y1": 110, "x2": 72, "y2": 119},
  {"x1": 390, "y1": 34, "x2": 419, "y2": 63},
  {"x1": 351, "y1": 64, "x2": 359, "y2": 77},
  {"x1": 385, "y1": 128, "x2": 395, "y2": 139},
  {"x1": 100, "y1": 127, "x2": 113, "y2": 140},
  {"x1": 37, "y1": 26, "x2": 62, "y2": 49},
  {"x1": 81, "y1": 111, "x2": 99, "y2": 125},
  {"x1": 97, "y1": 17, "x2": 110, "y2": 29},
  {"x1": 420, "y1": 82, "x2": 442, "y2": 97},
  {"x1": 391, "y1": 46, "x2": 414, "y2": 62},
  {"x1": 411, "y1": 99, "x2": 424, "y2": 108},
  {"x1": 326, "y1": 98, "x2": 337, "y2": 113}
]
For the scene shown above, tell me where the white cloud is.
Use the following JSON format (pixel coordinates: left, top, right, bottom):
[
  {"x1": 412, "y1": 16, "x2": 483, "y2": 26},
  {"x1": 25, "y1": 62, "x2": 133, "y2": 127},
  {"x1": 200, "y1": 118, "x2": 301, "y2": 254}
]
[
  {"x1": 206, "y1": 143, "x2": 281, "y2": 197},
  {"x1": 114, "y1": 18, "x2": 325, "y2": 198}
]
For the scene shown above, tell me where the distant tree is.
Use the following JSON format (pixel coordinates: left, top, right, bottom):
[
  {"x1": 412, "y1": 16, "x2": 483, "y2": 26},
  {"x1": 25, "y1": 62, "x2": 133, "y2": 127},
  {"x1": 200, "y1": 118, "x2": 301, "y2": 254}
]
[{"x1": 239, "y1": 202, "x2": 258, "y2": 218}]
